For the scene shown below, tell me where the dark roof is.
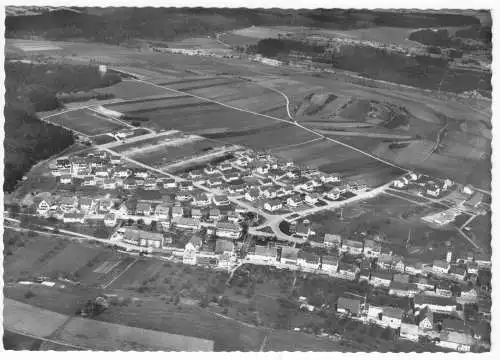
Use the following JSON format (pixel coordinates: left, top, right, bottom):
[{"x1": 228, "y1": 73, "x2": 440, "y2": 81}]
[
  {"x1": 372, "y1": 271, "x2": 393, "y2": 281},
  {"x1": 321, "y1": 255, "x2": 339, "y2": 265},
  {"x1": 414, "y1": 294, "x2": 456, "y2": 307},
  {"x1": 215, "y1": 239, "x2": 234, "y2": 254},
  {"x1": 382, "y1": 306, "x2": 404, "y2": 319},
  {"x1": 337, "y1": 297, "x2": 361, "y2": 314},
  {"x1": 281, "y1": 247, "x2": 299, "y2": 260},
  {"x1": 298, "y1": 251, "x2": 319, "y2": 264},
  {"x1": 442, "y1": 319, "x2": 470, "y2": 334},
  {"x1": 390, "y1": 281, "x2": 418, "y2": 292},
  {"x1": 417, "y1": 306, "x2": 433, "y2": 325}
]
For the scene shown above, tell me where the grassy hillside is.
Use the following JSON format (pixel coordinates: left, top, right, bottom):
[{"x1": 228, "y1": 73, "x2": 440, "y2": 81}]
[
  {"x1": 5, "y1": 8, "x2": 481, "y2": 45},
  {"x1": 4, "y1": 62, "x2": 121, "y2": 193}
]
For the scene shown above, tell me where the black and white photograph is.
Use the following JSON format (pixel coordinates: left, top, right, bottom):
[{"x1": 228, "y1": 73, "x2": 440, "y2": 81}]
[{"x1": 2, "y1": 2, "x2": 494, "y2": 353}]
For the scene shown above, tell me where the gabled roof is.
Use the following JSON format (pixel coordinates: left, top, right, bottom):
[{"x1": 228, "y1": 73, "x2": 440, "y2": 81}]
[
  {"x1": 371, "y1": 271, "x2": 393, "y2": 281},
  {"x1": 343, "y1": 239, "x2": 363, "y2": 248},
  {"x1": 321, "y1": 254, "x2": 339, "y2": 265},
  {"x1": 414, "y1": 294, "x2": 456, "y2": 307},
  {"x1": 281, "y1": 247, "x2": 299, "y2": 260},
  {"x1": 298, "y1": 251, "x2": 319, "y2": 264},
  {"x1": 337, "y1": 297, "x2": 361, "y2": 313},
  {"x1": 324, "y1": 233, "x2": 341, "y2": 243},
  {"x1": 382, "y1": 306, "x2": 404, "y2": 319},
  {"x1": 215, "y1": 239, "x2": 234, "y2": 253},
  {"x1": 442, "y1": 319, "x2": 470, "y2": 334},
  {"x1": 417, "y1": 306, "x2": 433, "y2": 325},
  {"x1": 254, "y1": 245, "x2": 277, "y2": 258}
]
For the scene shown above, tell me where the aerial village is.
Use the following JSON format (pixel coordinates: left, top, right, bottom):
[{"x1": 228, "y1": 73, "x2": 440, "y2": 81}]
[{"x1": 24, "y1": 141, "x2": 491, "y2": 352}]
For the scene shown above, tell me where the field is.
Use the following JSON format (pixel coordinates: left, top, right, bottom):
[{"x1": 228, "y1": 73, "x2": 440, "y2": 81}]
[
  {"x1": 96, "y1": 79, "x2": 172, "y2": 99},
  {"x1": 305, "y1": 193, "x2": 477, "y2": 259},
  {"x1": 46, "y1": 108, "x2": 126, "y2": 136}
]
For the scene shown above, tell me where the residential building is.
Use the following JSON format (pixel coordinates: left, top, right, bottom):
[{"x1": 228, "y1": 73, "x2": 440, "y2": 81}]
[
  {"x1": 393, "y1": 273, "x2": 410, "y2": 283},
  {"x1": 474, "y1": 253, "x2": 491, "y2": 268},
  {"x1": 389, "y1": 282, "x2": 420, "y2": 298},
  {"x1": 192, "y1": 193, "x2": 210, "y2": 207},
  {"x1": 171, "y1": 206, "x2": 184, "y2": 219},
  {"x1": 183, "y1": 243, "x2": 197, "y2": 265},
  {"x1": 215, "y1": 239, "x2": 235, "y2": 255},
  {"x1": 321, "y1": 254, "x2": 339, "y2": 274},
  {"x1": 123, "y1": 229, "x2": 164, "y2": 249},
  {"x1": 337, "y1": 262, "x2": 359, "y2": 281},
  {"x1": 204, "y1": 165, "x2": 218, "y2": 175},
  {"x1": 337, "y1": 297, "x2": 361, "y2": 317},
  {"x1": 179, "y1": 181, "x2": 193, "y2": 191},
  {"x1": 213, "y1": 195, "x2": 230, "y2": 207},
  {"x1": 443, "y1": 319, "x2": 470, "y2": 334},
  {"x1": 438, "y1": 331, "x2": 474, "y2": 352},
  {"x1": 297, "y1": 252, "x2": 320, "y2": 271},
  {"x1": 104, "y1": 213, "x2": 117, "y2": 227},
  {"x1": 83, "y1": 176, "x2": 97, "y2": 187},
  {"x1": 162, "y1": 178, "x2": 177, "y2": 189},
  {"x1": 99, "y1": 199, "x2": 113, "y2": 213},
  {"x1": 59, "y1": 196, "x2": 77, "y2": 213},
  {"x1": 217, "y1": 162, "x2": 233, "y2": 172},
  {"x1": 175, "y1": 217, "x2": 201, "y2": 231},
  {"x1": 404, "y1": 258, "x2": 424, "y2": 275},
  {"x1": 248, "y1": 245, "x2": 277, "y2": 263},
  {"x1": 206, "y1": 177, "x2": 223, "y2": 188},
  {"x1": 154, "y1": 204, "x2": 170, "y2": 221},
  {"x1": 295, "y1": 222, "x2": 312, "y2": 238},
  {"x1": 36, "y1": 200, "x2": 51, "y2": 216},
  {"x1": 209, "y1": 208, "x2": 222, "y2": 221},
  {"x1": 341, "y1": 239, "x2": 364, "y2": 255},
  {"x1": 279, "y1": 247, "x2": 299, "y2": 265},
  {"x1": 304, "y1": 193, "x2": 321, "y2": 205},
  {"x1": 245, "y1": 188, "x2": 260, "y2": 202},
  {"x1": 416, "y1": 306, "x2": 434, "y2": 330},
  {"x1": 264, "y1": 199, "x2": 283, "y2": 212},
  {"x1": 369, "y1": 271, "x2": 393, "y2": 288},
  {"x1": 466, "y1": 262, "x2": 479, "y2": 275},
  {"x1": 191, "y1": 208, "x2": 203, "y2": 220},
  {"x1": 215, "y1": 222, "x2": 242, "y2": 239},
  {"x1": 320, "y1": 174, "x2": 339, "y2": 183},
  {"x1": 135, "y1": 201, "x2": 153, "y2": 216},
  {"x1": 123, "y1": 177, "x2": 137, "y2": 190},
  {"x1": 287, "y1": 194, "x2": 303, "y2": 207},
  {"x1": 433, "y1": 260, "x2": 450, "y2": 274},
  {"x1": 381, "y1": 306, "x2": 403, "y2": 329},
  {"x1": 449, "y1": 266, "x2": 467, "y2": 281},
  {"x1": 363, "y1": 239, "x2": 382, "y2": 258},
  {"x1": 79, "y1": 197, "x2": 96, "y2": 213},
  {"x1": 324, "y1": 233, "x2": 342, "y2": 248},
  {"x1": 414, "y1": 294, "x2": 456, "y2": 313},
  {"x1": 400, "y1": 322, "x2": 419, "y2": 342},
  {"x1": 63, "y1": 213, "x2": 85, "y2": 224},
  {"x1": 59, "y1": 175, "x2": 72, "y2": 184}
]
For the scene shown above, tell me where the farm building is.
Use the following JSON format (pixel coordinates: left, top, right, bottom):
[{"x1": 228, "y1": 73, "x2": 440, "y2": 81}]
[
  {"x1": 175, "y1": 217, "x2": 201, "y2": 231},
  {"x1": 389, "y1": 281, "x2": 419, "y2": 298},
  {"x1": 215, "y1": 222, "x2": 242, "y2": 239},
  {"x1": 123, "y1": 228, "x2": 164, "y2": 248},
  {"x1": 414, "y1": 294, "x2": 456, "y2": 313},
  {"x1": 341, "y1": 239, "x2": 364, "y2": 255},
  {"x1": 323, "y1": 233, "x2": 341, "y2": 248}
]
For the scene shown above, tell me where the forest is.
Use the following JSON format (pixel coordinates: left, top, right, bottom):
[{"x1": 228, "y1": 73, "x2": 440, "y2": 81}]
[
  {"x1": 6, "y1": 8, "x2": 481, "y2": 45},
  {"x1": 4, "y1": 62, "x2": 121, "y2": 192}
]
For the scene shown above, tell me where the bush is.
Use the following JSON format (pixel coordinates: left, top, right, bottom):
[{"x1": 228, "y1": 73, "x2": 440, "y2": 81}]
[{"x1": 24, "y1": 290, "x2": 35, "y2": 299}]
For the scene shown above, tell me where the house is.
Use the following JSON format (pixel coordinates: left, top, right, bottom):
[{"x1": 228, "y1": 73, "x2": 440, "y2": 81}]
[
  {"x1": 112, "y1": 167, "x2": 131, "y2": 178},
  {"x1": 426, "y1": 186, "x2": 441, "y2": 197},
  {"x1": 135, "y1": 201, "x2": 153, "y2": 216},
  {"x1": 414, "y1": 294, "x2": 456, "y2": 313},
  {"x1": 323, "y1": 233, "x2": 342, "y2": 248},
  {"x1": 320, "y1": 174, "x2": 339, "y2": 183},
  {"x1": 179, "y1": 181, "x2": 193, "y2": 191},
  {"x1": 416, "y1": 306, "x2": 434, "y2": 330},
  {"x1": 189, "y1": 170, "x2": 203, "y2": 180},
  {"x1": 249, "y1": 245, "x2": 277, "y2": 263},
  {"x1": 435, "y1": 284, "x2": 453, "y2": 297},
  {"x1": 99, "y1": 199, "x2": 113, "y2": 213},
  {"x1": 295, "y1": 222, "x2": 313, "y2": 238},
  {"x1": 123, "y1": 177, "x2": 137, "y2": 190},
  {"x1": 209, "y1": 208, "x2": 222, "y2": 221},
  {"x1": 60, "y1": 175, "x2": 72, "y2": 184},
  {"x1": 324, "y1": 189, "x2": 341, "y2": 201},
  {"x1": 63, "y1": 213, "x2": 85, "y2": 224},
  {"x1": 400, "y1": 322, "x2": 419, "y2": 342},
  {"x1": 213, "y1": 195, "x2": 230, "y2": 207},
  {"x1": 258, "y1": 177, "x2": 274, "y2": 187},
  {"x1": 363, "y1": 239, "x2": 382, "y2": 258},
  {"x1": 103, "y1": 179, "x2": 117, "y2": 190},
  {"x1": 449, "y1": 266, "x2": 467, "y2": 281},
  {"x1": 255, "y1": 165, "x2": 269, "y2": 175},
  {"x1": 245, "y1": 188, "x2": 260, "y2": 202},
  {"x1": 79, "y1": 197, "x2": 96, "y2": 213},
  {"x1": 161, "y1": 178, "x2": 177, "y2": 189},
  {"x1": 183, "y1": 243, "x2": 197, "y2": 265},
  {"x1": 228, "y1": 182, "x2": 246, "y2": 195},
  {"x1": 389, "y1": 282, "x2": 420, "y2": 298},
  {"x1": 36, "y1": 200, "x2": 51, "y2": 216},
  {"x1": 341, "y1": 239, "x2": 364, "y2": 255},
  {"x1": 123, "y1": 228, "x2": 164, "y2": 248},
  {"x1": 393, "y1": 179, "x2": 407, "y2": 189},
  {"x1": 215, "y1": 239, "x2": 235, "y2": 255},
  {"x1": 286, "y1": 194, "x2": 303, "y2": 207},
  {"x1": 262, "y1": 186, "x2": 280, "y2": 199},
  {"x1": 235, "y1": 157, "x2": 249, "y2": 167},
  {"x1": 337, "y1": 297, "x2": 361, "y2": 317},
  {"x1": 381, "y1": 306, "x2": 403, "y2": 329},
  {"x1": 56, "y1": 158, "x2": 71, "y2": 170},
  {"x1": 304, "y1": 193, "x2": 321, "y2": 205},
  {"x1": 286, "y1": 168, "x2": 301, "y2": 179},
  {"x1": 438, "y1": 331, "x2": 474, "y2": 352},
  {"x1": 134, "y1": 169, "x2": 149, "y2": 179},
  {"x1": 176, "y1": 191, "x2": 192, "y2": 202},
  {"x1": 215, "y1": 222, "x2": 242, "y2": 239},
  {"x1": 474, "y1": 253, "x2": 491, "y2": 268},
  {"x1": 59, "y1": 196, "x2": 77, "y2": 213},
  {"x1": 413, "y1": 277, "x2": 435, "y2": 291},
  {"x1": 321, "y1": 254, "x2": 339, "y2": 273},
  {"x1": 143, "y1": 178, "x2": 158, "y2": 191},
  {"x1": 264, "y1": 199, "x2": 283, "y2": 212},
  {"x1": 175, "y1": 217, "x2": 201, "y2": 231},
  {"x1": 404, "y1": 258, "x2": 424, "y2": 275},
  {"x1": 171, "y1": 206, "x2": 184, "y2": 219},
  {"x1": 227, "y1": 210, "x2": 239, "y2": 223},
  {"x1": 393, "y1": 273, "x2": 410, "y2": 283},
  {"x1": 433, "y1": 260, "x2": 450, "y2": 274},
  {"x1": 466, "y1": 262, "x2": 479, "y2": 275},
  {"x1": 392, "y1": 256, "x2": 406, "y2": 273},
  {"x1": 297, "y1": 252, "x2": 320, "y2": 271},
  {"x1": 192, "y1": 193, "x2": 210, "y2": 207},
  {"x1": 279, "y1": 247, "x2": 299, "y2": 265},
  {"x1": 458, "y1": 286, "x2": 478, "y2": 303},
  {"x1": 217, "y1": 162, "x2": 233, "y2": 172},
  {"x1": 154, "y1": 204, "x2": 170, "y2": 221},
  {"x1": 337, "y1": 263, "x2": 359, "y2": 281},
  {"x1": 94, "y1": 167, "x2": 109, "y2": 177},
  {"x1": 206, "y1": 177, "x2": 223, "y2": 188},
  {"x1": 204, "y1": 165, "x2": 218, "y2": 175},
  {"x1": 104, "y1": 213, "x2": 117, "y2": 227},
  {"x1": 191, "y1": 208, "x2": 203, "y2": 220},
  {"x1": 222, "y1": 171, "x2": 240, "y2": 183},
  {"x1": 369, "y1": 271, "x2": 393, "y2": 288},
  {"x1": 83, "y1": 176, "x2": 97, "y2": 187}
]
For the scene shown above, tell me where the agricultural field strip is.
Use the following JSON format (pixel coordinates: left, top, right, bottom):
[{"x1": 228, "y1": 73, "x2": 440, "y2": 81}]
[
  {"x1": 317, "y1": 129, "x2": 414, "y2": 139},
  {"x1": 121, "y1": 134, "x2": 204, "y2": 157},
  {"x1": 128, "y1": 78, "x2": 409, "y2": 172},
  {"x1": 5, "y1": 327, "x2": 89, "y2": 350},
  {"x1": 268, "y1": 137, "x2": 323, "y2": 152},
  {"x1": 102, "y1": 258, "x2": 139, "y2": 289}
]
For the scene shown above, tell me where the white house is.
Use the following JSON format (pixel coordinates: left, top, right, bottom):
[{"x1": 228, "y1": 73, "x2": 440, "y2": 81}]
[
  {"x1": 215, "y1": 222, "x2": 242, "y2": 239},
  {"x1": 432, "y1": 260, "x2": 450, "y2": 274},
  {"x1": 304, "y1": 193, "x2": 321, "y2": 206},
  {"x1": 321, "y1": 255, "x2": 339, "y2": 274},
  {"x1": 264, "y1": 199, "x2": 283, "y2": 212},
  {"x1": 400, "y1": 322, "x2": 419, "y2": 342},
  {"x1": 381, "y1": 306, "x2": 403, "y2": 329},
  {"x1": 287, "y1": 195, "x2": 303, "y2": 207},
  {"x1": 63, "y1": 213, "x2": 85, "y2": 224},
  {"x1": 341, "y1": 239, "x2": 364, "y2": 255}
]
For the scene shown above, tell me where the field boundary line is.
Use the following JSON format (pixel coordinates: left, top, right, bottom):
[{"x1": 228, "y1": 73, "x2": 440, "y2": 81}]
[
  {"x1": 129, "y1": 78, "x2": 409, "y2": 172},
  {"x1": 5, "y1": 326, "x2": 90, "y2": 350},
  {"x1": 269, "y1": 137, "x2": 323, "y2": 151},
  {"x1": 102, "y1": 258, "x2": 139, "y2": 289}
]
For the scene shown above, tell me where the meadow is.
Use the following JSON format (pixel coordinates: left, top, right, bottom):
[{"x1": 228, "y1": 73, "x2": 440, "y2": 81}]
[{"x1": 46, "y1": 108, "x2": 125, "y2": 136}]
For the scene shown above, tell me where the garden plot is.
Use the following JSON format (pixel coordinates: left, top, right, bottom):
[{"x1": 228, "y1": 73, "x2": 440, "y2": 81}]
[{"x1": 47, "y1": 108, "x2": 126, "y2": 136}]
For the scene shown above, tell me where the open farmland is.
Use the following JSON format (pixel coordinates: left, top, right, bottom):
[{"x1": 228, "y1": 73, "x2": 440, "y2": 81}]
[
  {"x1": 45, "y1": 108, "x2": 126, "y2": 136},
  {"x1": 96, "y1": 79, "x2": 171, "y2": 99}
]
